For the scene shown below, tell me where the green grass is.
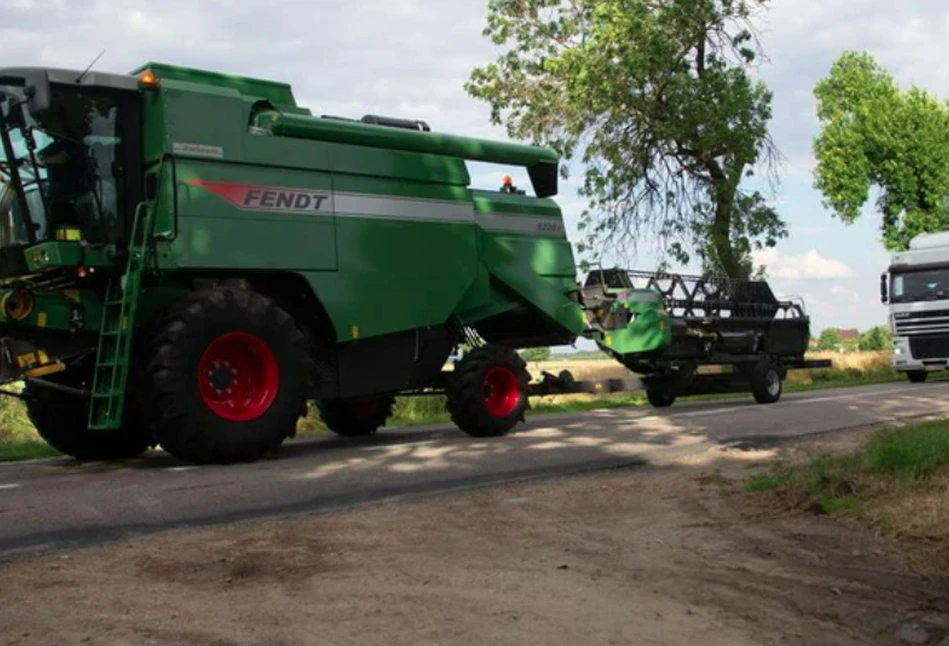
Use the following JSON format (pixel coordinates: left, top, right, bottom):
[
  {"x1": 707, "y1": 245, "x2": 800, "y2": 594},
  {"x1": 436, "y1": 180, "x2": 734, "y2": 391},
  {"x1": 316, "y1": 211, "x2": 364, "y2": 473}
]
[
  {"x1": 0, "y1": 385, "x2": 61, "y2": 462},
  {"x1": 744, "y1": 418, "x2": 949, "y2": 515}
]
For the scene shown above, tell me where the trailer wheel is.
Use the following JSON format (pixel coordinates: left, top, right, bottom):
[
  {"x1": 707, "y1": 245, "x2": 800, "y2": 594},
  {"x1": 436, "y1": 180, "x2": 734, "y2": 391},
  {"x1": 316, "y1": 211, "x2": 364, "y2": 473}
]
[
  {"x1": 141, "y1": 287, "x2": 312, "y2": 464},
  {"x1": 751, "y1": 360, "x2": 782, "y2": 404},
  {"x1": 907, "y1": 370, "x2": 928, "y2": 383},
  {"x1": 446, "y1": 344, "x2": 530, "y2": 437},
  {"x1": 317, "y1": 396, "x2": 396, "y2": 436},
  {"x1": 24, "y1": 365, "x2": 151, "y2": 461},
  {"x1": 646, "y1": 387, "x2": 676, "y2": 408}
]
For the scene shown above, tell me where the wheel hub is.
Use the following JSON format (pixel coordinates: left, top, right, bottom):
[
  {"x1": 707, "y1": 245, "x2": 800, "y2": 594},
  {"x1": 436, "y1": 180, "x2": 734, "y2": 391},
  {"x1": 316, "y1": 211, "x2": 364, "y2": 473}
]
[
  {"x1": 197, "y1": 332, "x2": 280, "y2": 422},
  {"x1": 482, "y1": 366, "x2": 520, "y2": 418},
  {"x1": 207, "y1": 360, "x2": 237, "y2": 393}
]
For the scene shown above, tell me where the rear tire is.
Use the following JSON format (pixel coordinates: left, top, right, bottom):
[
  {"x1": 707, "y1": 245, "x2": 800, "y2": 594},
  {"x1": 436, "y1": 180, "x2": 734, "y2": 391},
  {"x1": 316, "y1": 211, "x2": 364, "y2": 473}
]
[
  {"x1": 24, "y1": 363, "x2": 152, "y2": 461},
  {"x1": 141, "y1": 287, "x2": 312, "y2": 464},
  {"x1": 751, "y1": 360, "x2": 782, "y2": 404},
  {"x1": 446, "y1": 344, "x2": 530, "y2": 437},
  {"x1": 907, "y1": 370, "x2": 928, "y2": 383},
  {"x1": 317, "y1": 396, "x2": 396, "y2": 436},
  {"x1": 646, "y1": 387, "x2": 676, "y2": 408}
]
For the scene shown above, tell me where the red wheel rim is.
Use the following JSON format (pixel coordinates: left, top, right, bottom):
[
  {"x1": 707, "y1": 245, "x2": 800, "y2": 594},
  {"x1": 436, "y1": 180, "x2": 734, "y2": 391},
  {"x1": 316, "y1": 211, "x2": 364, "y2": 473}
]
[
  {"x1": 197, "y1": 332, "x2": 279, "y2": 422},
  {"x1": 482, "y1": 366, "x2": 520, "y2": 418}
]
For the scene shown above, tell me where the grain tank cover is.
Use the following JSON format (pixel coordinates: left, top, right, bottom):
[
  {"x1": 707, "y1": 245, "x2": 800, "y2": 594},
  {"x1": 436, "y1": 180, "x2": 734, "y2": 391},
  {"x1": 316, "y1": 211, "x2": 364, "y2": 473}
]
[
  {"x1": 250, "y1": 106, "x2": 560, "y2": 197},
  {"x1": 130, "y1": 61, "x2": 298, "y2": 107}
]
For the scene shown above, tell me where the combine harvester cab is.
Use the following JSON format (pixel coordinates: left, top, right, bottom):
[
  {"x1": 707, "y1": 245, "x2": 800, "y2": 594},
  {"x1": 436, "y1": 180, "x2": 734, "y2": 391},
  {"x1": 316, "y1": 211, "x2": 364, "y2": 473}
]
[{"x1": 567, "y1": 268, "x2": 831, "y2": 408}]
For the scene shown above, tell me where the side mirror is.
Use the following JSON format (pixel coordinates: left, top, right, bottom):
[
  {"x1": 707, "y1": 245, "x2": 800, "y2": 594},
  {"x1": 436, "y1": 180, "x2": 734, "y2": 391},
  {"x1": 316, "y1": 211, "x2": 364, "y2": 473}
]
[
  {"x1": 23, "y1": 70, "x2": 51, "y2": 117},
  {"x1": 880, "y1": 273, "x2": 888, "y2": 304}
]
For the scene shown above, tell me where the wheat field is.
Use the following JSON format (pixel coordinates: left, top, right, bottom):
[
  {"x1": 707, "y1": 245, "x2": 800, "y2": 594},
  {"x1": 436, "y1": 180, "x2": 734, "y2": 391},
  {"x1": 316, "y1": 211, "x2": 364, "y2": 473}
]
[{"x1": 522, "y1": 351, "x2": 892, "y2": 383}]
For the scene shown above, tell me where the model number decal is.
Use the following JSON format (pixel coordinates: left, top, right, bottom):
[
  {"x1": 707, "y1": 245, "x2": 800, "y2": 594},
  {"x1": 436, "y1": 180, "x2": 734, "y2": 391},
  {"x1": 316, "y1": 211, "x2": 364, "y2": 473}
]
[{"x1": 537, "y1": 221, "x2": 564, "y2": 233}]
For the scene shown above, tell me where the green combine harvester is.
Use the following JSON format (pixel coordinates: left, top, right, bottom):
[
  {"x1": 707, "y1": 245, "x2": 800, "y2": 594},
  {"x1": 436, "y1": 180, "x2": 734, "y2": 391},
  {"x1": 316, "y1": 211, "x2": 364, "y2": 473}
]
[{"x1": 0, "y1": 62, "x2": 828, "y2": 464}]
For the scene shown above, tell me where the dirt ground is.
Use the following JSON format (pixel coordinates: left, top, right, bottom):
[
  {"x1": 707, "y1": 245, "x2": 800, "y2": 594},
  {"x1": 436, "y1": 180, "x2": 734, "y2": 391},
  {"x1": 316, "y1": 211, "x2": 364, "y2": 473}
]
[{"x1": 1, "y1": 427, "x2": 948, "y2": 646}]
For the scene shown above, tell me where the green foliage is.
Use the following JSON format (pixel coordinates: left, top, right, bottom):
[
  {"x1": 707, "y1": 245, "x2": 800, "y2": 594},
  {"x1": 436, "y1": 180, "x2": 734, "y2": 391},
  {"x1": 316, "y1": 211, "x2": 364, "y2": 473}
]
[
  {"x1": 465, "y1": 0, "x2": 785, "y2": 278},
  {"x1": 858, "y1": 325, "x2": 890, "y2": 352},
  {"x1": 813, "y1": 51, "x2": 949, "y2": 251},
  {"x1": 816, "y1": 328, "x2": 842, "y2": 351},
  {"x1": 520, "y1": 346, "x2": 552, "y2": 362}
]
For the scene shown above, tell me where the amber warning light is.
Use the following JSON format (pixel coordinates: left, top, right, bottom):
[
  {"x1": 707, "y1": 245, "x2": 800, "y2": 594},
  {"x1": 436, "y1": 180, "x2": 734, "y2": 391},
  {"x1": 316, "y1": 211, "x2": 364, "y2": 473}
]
[{"x1": 139, "y1": 71, "x2": 159, "y2": 88}]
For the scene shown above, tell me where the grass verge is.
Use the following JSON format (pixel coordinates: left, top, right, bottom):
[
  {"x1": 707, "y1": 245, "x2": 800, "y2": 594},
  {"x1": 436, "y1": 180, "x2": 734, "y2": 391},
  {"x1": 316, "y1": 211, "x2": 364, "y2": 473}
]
[{"x1": 744, "y1": 418, "x2": 949, "y2": 567}]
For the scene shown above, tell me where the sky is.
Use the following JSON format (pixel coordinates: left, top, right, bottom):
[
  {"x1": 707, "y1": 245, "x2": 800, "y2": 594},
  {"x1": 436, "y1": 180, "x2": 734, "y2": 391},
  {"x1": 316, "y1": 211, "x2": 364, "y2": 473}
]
[{"x1": 2, "y1": 0, "x2": 947, "y2": 341}]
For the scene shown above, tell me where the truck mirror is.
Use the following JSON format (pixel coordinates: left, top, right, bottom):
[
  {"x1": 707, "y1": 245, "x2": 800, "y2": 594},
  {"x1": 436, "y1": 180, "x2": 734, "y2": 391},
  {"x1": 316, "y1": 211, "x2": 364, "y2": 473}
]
[
  {"x1": 23, "y1": 70, "x2": 51, "y2": 117},
  {"x1": 880, "y1": 273, "x2": 888, "y2": 303}
]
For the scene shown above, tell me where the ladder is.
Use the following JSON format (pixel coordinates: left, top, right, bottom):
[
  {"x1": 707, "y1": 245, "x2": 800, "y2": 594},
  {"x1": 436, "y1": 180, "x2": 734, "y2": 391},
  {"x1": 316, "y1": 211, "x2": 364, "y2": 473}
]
[{"x1": 88, "y1": 202, "x2": 154, "y2": 430}]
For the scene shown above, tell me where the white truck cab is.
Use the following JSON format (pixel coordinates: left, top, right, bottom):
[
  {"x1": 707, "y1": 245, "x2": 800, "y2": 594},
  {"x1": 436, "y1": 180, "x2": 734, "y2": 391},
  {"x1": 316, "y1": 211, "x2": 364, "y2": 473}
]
[{"x1": 881, "y1": 231, "x2": 949, "y2": 382}]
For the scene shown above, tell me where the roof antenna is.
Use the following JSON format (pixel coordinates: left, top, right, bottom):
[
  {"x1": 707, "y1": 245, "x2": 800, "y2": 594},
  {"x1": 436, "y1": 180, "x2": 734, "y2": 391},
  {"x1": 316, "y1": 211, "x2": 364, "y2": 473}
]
[{"x1": 76, "y1": 49, "x2": 106, "y2": 83}]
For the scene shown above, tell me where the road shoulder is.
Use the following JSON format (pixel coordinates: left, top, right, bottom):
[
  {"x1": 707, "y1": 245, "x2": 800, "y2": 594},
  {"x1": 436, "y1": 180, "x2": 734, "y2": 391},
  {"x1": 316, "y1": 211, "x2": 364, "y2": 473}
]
[{"x1": 2, "y1": 423, "x2": 947, "y2": 646}]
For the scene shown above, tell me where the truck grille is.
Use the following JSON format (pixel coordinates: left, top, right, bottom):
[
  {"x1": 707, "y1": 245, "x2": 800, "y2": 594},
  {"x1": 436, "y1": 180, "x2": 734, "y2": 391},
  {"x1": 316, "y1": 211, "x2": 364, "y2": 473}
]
[
  {"x1": 909, "y1": 335, "x2": 949, "y2": 359},
  {"x1": 894, "y1": 309, "x2": 949, "y2": 336}
]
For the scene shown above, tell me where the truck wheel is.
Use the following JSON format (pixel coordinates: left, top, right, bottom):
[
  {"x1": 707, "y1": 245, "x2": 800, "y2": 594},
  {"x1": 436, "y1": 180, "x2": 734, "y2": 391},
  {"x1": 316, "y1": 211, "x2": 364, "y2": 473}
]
[
  {"x1": 751, "y1": 360, "x2": 782, "y2": 404},
  {"x1": 907, "y1": 370, "x2": 928, "y2": 383},
  {"x1": 646, "y1": 387, "x2": 676, "y2": 408},
  {"x1": 317, "y1": 396, "x2": 396, "y2": 436},
  {"x1": 446, "y1": 344, "x2": 530, "y2": 437},
  {"x1": 141, "y1": 287, "x2": 312, "y2": 464},
  {"x1": 24, "y1": 367, "x2": 151, "y2": 461}
]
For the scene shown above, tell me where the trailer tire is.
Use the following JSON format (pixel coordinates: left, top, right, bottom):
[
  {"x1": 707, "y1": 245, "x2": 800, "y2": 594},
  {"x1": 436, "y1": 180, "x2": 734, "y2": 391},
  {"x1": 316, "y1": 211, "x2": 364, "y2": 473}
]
[
  {"x1": 446, "y1": 344, "x2": 530, "y2": 437},
  {"x1": 24, "y1": 366, "x2": 152, "y2": 461},
  {"x1": 646, "y1": 387, "x2": 676, "y2": 408},
  {"x1": 907, "y1": 370, "x2": 928, "y2": 383},
  {"x1": 317, "y1": 396, "x2": 395, "y2": 436},
  {"x1": 751, "y1": 360, "x2": 782, "y2": 404},
  {"x1": 141, "y1": 287, "x2": 312, "y2": 464}
]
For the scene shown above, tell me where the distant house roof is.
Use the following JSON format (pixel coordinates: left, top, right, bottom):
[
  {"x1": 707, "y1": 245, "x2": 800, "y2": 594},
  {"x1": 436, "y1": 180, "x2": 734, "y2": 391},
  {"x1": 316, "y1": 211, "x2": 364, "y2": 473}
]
[{"x1": 838, "y1": 328, "x2": 859, "y2": 340}]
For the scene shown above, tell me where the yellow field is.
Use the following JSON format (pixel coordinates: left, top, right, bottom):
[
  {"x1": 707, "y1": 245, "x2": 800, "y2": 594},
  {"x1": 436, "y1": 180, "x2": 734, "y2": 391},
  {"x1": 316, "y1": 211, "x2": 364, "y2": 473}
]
[{"x1": 522, "y1": 351, "x2": 892, "y2": 384}]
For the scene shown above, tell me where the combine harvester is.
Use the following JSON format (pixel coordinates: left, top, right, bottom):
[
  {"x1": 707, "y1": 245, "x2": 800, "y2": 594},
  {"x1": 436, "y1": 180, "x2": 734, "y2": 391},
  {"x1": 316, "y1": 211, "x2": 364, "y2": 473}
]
[{"x1": 0, "y1": 62, "x2": 828, "y2": 464}]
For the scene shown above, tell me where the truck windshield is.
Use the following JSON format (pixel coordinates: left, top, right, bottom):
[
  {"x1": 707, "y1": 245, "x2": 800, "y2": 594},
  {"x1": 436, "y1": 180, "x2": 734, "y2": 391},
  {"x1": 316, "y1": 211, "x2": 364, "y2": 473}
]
[
  {"x1": 891, "y1": 268, "x2": 949, "y2": 303},
  {"x1": 0, "y1": 82, "x2": 124, "y2": 247}
]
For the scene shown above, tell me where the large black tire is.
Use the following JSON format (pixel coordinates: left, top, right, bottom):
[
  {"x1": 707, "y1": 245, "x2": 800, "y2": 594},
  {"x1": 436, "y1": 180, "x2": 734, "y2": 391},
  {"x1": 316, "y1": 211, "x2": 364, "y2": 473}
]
[
  {"x1": 646, "y1": 387, "x2": 676, "y2": 408},
  {"x1": 446, "y1": 344, "x2": 530, "y2": 437},
  {"x1": 907, "y1": 370, "x2": 928, "y2": 383},
  {"x1": 317, "y1": 396, "x2": 396, "y2": 437},
  {"x1": 140, "y1": 287, "x2": 312, "y2": 464},
  {"x1": 24, "y1": 364, "x2": 152, "y2": 461},
  {"x1": 751, "y1": 360, "x2": 782, "y2": 404}
]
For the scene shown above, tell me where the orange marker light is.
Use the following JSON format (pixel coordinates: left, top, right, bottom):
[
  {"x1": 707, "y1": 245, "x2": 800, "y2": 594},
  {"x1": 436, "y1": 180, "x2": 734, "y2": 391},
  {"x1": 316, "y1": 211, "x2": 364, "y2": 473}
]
[{"x1": 139, "y1": 71, "x2": 160, "y2": 88}]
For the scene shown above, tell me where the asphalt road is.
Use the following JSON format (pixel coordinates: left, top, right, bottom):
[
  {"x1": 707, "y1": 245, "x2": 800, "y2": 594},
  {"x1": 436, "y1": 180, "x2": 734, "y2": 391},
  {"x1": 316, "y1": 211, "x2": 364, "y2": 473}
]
[{"x1": 1, "y1": 380, "x2": 948, "y2": 560}]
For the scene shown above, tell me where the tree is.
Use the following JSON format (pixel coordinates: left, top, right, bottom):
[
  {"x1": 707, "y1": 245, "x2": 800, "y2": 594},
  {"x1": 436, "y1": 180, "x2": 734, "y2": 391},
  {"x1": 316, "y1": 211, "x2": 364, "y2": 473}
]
[
  {"x1": 816, "y1": 328, "x2": 841, "y2": 352},
  {"x1": 520, "y1": 346, "x2": 552, "y2": 362},
  {"x1": 858, "y1": 325, "x2": 890, "y2": 352},
  {"x1": 465, "y1": 0, "x2": 786, "y2": 278},
  {"x1": 812, "y1": 51, "x2": 949, "y2": 251}
]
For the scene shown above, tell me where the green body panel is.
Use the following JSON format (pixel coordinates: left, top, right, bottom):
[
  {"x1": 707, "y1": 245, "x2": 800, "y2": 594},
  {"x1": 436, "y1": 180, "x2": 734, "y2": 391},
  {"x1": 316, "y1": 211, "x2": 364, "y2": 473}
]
[
  {"x1": 23, "y1": 241, "x2": 115, "y2": 273},
  {"x1": 166, "y1": 160, "x2": 338, "y2": 271},
  {"x1": 258, "y1": 111, "x2": 557, "y2": 168},
  {"x1": 592, "y1": 296, "x2": 672, "y2": 356},
  {"x1": 128, "y1": 68, "x2": 582, "y2": 343},
  {"x1": 132, "y1": 62, "x2": 299, "y2": 108}
]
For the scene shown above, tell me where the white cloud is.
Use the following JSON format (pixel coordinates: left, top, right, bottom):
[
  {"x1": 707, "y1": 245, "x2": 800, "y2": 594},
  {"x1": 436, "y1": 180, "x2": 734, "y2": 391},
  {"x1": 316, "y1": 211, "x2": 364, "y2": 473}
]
[
  {"x1": 830, "y1": 285, "x2": 861, "y2": 303},
  {"x1": 753, "y1": 248, "x2": 856, "y2": 280}
]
